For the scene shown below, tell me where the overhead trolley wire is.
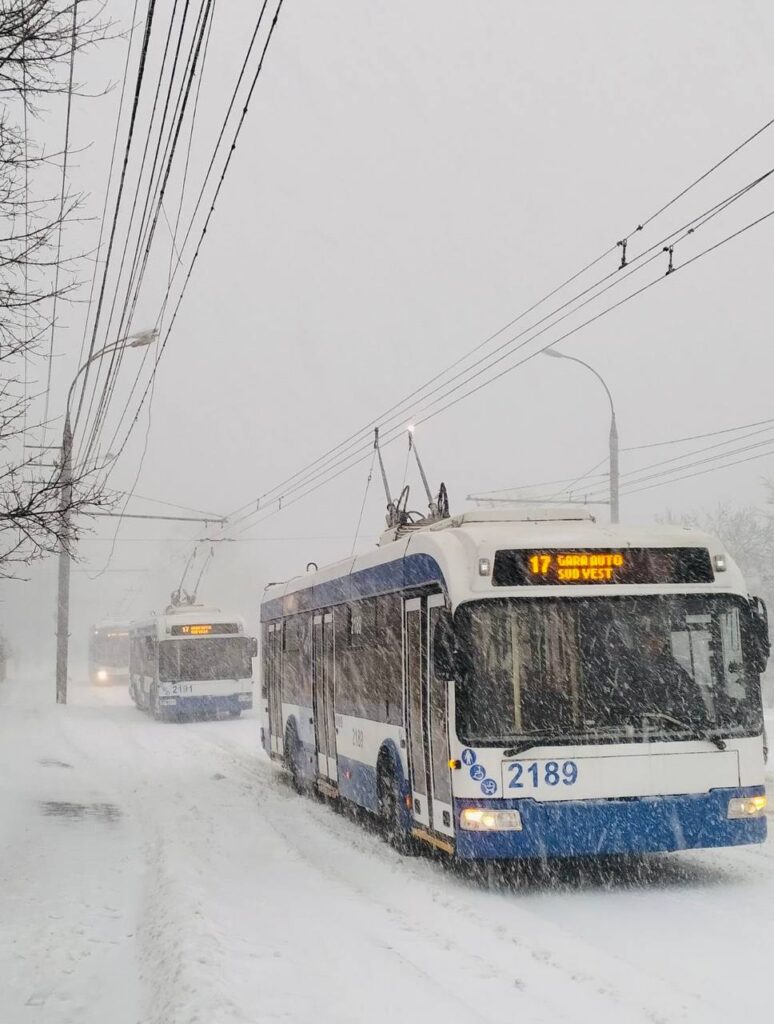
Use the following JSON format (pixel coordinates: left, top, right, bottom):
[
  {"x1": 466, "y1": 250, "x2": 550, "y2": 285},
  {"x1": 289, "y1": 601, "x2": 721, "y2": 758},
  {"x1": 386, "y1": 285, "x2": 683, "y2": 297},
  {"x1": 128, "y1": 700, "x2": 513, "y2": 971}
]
[
  {"x1": 579, "y1": 425, "x2": 774, "y2": 503},
  {"x1": 225, "y1": 114, "x2": 774, "y2": 525},
  {"x1": 232, "y1": 204, "x2": 774, "y2": 534},
  {"x1": 228, "y1": 172, "x2": 774, "y2": 531}
]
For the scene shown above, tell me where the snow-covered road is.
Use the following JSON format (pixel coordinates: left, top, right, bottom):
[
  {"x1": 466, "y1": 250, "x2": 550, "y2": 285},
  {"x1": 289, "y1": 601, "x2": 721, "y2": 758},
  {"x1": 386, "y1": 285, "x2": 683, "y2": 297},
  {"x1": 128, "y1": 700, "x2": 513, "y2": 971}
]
[{"x1": 2, "y1": 675, "x2": 773, "y2": 1024}]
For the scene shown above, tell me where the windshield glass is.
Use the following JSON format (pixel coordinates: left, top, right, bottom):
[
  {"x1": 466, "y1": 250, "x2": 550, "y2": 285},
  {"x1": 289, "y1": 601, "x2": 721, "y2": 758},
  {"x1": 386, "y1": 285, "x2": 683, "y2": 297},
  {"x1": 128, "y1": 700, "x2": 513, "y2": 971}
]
[
  {"x1": 159, "y1": 637, "x2": 253, "y2": 682},
  {"x1": 90, "y1": 632, "x2": 129, "y2": 668},
  {"x1": 455, "y1": 595, "x2": 762, "y2": 746}
]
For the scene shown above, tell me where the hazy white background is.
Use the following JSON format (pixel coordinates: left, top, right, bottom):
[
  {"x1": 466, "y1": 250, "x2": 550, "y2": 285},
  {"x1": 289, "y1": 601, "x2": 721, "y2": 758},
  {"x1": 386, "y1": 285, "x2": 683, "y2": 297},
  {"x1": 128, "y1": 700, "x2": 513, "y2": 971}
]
[{"x1": 4, "y1": 0, "x2": 774, "y2": 671}]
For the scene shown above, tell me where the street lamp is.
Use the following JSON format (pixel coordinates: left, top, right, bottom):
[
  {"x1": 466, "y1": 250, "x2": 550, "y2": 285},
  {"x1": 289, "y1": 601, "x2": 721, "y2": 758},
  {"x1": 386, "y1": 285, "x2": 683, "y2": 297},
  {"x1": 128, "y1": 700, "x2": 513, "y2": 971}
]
[
  {"x1": 542, "y1": 348, "x2": 619, "y2": 524},
  {"x1": 55, "y1": 328, "x2": 158, "y2": 704}
]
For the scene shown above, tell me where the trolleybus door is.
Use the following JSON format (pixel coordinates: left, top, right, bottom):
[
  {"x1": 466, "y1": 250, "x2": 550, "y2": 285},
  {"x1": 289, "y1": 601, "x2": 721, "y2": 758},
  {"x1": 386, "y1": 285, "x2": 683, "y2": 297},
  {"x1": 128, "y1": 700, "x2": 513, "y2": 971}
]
[
  {"x1": 266, "y1": 623, "x2": 283, "y2": 755},
  {"x1": 427, "y1": 594, "x2": 454, "y2": 838},
  {"x1": 312, "y1": 613, "x2": 337, "y2": 781},
  {"x1": 404, "y1": 597, "x2": 431, "y2": 827}
]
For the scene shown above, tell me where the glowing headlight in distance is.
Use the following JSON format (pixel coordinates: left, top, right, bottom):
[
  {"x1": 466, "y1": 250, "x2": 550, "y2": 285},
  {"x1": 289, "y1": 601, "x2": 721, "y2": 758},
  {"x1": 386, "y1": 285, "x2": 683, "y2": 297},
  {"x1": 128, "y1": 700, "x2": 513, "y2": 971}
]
[
  {"x1": 727, "y1": 795, "x2": 767, "y2": 819},
  {"x1": 97, "y1": 669, "x2": 108, "y2": 682},
  {"x1": 460, "y1": 808, "x2": 523, "y2": 832}
]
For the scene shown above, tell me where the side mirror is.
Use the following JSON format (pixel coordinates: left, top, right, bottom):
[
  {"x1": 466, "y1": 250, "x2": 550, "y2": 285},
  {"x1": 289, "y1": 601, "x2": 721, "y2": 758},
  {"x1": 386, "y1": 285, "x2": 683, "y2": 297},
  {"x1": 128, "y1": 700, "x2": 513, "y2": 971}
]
[
  {"x1": 432, "y1": 613, "x2": 456, "y2": 680},
  {"x1": 250, "y1": 637, "x2": 258, "y2": 659},
  {"x1": 750, "y1": 596, "x2": 770, "y2": 674}
]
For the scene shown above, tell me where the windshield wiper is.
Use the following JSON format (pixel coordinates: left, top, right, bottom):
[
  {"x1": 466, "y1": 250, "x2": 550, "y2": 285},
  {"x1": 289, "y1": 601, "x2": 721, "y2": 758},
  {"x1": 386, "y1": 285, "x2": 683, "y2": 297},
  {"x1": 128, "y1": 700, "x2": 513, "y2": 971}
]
[
  {"x1": 503, "y1": 736, "x2": 565, "y2": 757},
  {"x1": 641, "y1": 711, "x2": 727, "y2": 751}
]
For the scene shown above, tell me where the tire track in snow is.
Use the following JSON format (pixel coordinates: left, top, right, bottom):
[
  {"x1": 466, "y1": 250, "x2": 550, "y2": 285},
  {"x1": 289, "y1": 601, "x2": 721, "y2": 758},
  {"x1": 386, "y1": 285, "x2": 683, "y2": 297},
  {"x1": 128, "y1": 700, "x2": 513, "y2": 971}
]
[{"x1": 190, "y1": 737, "x2": 697, "y2": 1024}]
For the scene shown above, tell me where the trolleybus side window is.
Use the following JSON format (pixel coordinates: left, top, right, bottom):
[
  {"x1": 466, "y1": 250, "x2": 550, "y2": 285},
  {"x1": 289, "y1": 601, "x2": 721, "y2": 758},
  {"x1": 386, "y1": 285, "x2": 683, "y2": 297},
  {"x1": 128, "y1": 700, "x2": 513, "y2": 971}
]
[
  {"x1": 335, "y1": 594, "x2": 402, "y2": 725},
  {"x1": 282, "y1": 614, "x2": 311, "y2": 705}
]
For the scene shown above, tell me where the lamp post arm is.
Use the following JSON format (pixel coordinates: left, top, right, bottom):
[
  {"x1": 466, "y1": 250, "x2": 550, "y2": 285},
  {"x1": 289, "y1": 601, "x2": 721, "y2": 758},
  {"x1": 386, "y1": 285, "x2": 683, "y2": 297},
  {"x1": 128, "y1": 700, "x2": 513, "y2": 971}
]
[
  {"x1": 65, "y1": 339, "x2": 123, "y2": 424},
  {"x1": 553, "y1": 352, "x2": 615, "y2": 421}
]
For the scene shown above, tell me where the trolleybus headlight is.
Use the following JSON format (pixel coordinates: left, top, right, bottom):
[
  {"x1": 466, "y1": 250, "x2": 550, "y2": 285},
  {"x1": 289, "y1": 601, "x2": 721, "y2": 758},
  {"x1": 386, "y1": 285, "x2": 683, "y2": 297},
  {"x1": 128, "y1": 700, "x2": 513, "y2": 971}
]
[
  {"x1": 97, "y1": 669, "x2": 108, "y2": 682},
  {"x1": 460, "y1": 808, "x2": 523, "y2": 832},
  {"x1": 727, "y1": 795, "x2": 767, "y2": 819}
]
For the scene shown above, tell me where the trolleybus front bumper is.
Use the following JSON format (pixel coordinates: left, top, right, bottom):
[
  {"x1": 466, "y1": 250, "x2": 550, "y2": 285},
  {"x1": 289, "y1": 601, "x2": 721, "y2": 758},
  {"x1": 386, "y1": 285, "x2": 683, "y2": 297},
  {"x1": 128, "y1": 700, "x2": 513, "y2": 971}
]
[
  {"x1": 454, "y1": 786, "x2": 766, "y2": 859},
  {"x1": 157, "y1": 693, "x2": 252, "y2": 718}
]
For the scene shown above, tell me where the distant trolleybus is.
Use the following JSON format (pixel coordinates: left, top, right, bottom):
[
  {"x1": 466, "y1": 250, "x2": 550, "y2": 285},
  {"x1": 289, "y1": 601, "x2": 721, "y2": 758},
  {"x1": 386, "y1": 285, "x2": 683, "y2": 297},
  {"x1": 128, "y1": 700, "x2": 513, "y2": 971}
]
[
  {"x1": 89, "y1": 621, "x2": 130, "y2": 686},
  {"x1": 260, "y1": 507, "x2": 770, "y2": 859},
  {"x1": 129, "y1": 606, "x2": 256, "y2": 719}
]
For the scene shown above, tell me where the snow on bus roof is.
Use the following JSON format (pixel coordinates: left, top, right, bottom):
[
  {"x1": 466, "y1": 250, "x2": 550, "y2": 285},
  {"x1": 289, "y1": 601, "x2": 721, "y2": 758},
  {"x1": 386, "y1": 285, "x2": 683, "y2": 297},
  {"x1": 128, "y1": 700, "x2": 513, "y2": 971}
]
[{"x1": 262, "y1": 508, "x2": 733, "y2": 609}]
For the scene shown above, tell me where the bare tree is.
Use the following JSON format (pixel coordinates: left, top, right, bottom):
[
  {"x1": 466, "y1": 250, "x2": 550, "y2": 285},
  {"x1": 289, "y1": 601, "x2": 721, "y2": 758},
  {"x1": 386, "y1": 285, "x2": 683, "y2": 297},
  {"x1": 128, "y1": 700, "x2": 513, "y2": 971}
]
[{"x1": 0, "y1": 1, "x2": 111, "y2": 576}]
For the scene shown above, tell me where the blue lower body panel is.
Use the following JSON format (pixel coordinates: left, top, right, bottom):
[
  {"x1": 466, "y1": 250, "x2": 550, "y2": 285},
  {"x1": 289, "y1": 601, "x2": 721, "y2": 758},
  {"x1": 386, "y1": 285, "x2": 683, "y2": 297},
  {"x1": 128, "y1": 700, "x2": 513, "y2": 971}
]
[
  {"x1": 454, "y1": 787, "x2": 767, "y2": 859},
  {"x1": 337, "y1": 754, "x2": 379, "y2": 812},
  {"x1": 159, "y1": 694, "x2": 251, "y2": 718}
]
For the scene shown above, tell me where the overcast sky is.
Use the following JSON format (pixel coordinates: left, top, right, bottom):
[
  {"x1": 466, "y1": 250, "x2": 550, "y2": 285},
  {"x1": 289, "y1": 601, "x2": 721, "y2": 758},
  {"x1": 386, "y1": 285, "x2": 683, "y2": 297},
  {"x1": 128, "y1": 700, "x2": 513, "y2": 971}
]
[{"x1": 5, "y1": 1, "x2": 774, "y2": 669}]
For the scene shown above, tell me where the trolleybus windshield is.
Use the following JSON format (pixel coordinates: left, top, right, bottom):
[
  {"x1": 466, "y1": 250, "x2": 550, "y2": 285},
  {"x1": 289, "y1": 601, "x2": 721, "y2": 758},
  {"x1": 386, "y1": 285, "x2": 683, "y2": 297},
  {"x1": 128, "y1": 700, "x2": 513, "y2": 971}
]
[
  {"x1": 90, "y1": 629, "x2": 129, "y2": 668},
  {"x1": 454, "y1": 595, "x2": 761, "y2": 746},
  {"x1": 158, "y1": 637, "x2": 253, "y2": 683}
]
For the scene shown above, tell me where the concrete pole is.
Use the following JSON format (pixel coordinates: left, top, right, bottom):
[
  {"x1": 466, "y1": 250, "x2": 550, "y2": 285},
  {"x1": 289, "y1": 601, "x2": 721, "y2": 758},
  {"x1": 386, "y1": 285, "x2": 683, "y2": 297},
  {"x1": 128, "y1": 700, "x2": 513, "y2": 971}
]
[
  {"x1": 55, "y1": 414, "x2": 73, "y2": 704},
  {"x1": 609, "y1": 411, "x2": 620, "y2": 524}
]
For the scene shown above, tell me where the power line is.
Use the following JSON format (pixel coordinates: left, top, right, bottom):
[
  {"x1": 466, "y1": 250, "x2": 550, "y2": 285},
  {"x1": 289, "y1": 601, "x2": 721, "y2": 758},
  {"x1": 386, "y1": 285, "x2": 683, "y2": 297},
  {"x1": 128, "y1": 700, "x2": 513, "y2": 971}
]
[
  {"x1": 620, "y1": 444, "x2": 774, "y2": 498},
  {"x1": 626, "y1": 114, "x2": 774, "y2": 238},
  {"x1": 105, "y1": 0, "x2": 287, "y2": 472},
  {"x1": 42, "y1": 0, "x2": 79, "y2": 436},
  {"x1": 232, "y1": 203, "x2": 774, "y2": 533},
  {"x1": 228, "y1": 164, "x2": 774, "y2": 530},
  {"x1": 77, "y1": 0, "x2": 209, "y2": 468},
  {"x1": 71, "y1": 0, "x2": 158, "y2": 435},
  {"x1": 74, "y1": 0, "x2": 141, "y2": 376},
  {"x1": 621, "y1": 415, "x2": 774, "y2": 452},
  {"x1": 224, "y1": 121, "x2": 774, "y2": 524}
]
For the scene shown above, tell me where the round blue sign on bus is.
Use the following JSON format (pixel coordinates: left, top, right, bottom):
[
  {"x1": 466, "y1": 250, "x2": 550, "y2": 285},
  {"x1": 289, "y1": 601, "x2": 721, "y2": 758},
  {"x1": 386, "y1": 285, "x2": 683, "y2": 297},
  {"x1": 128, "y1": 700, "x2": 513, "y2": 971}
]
[
  {"x1": 461, "y1": 748, "x2": 477, "y2": 766},
  {"x1": 481, "y1": 778, "x2": 498, "y2": 796},
  {"x1": 469, "y1": 763, "x2": 486, "y2": 782}
]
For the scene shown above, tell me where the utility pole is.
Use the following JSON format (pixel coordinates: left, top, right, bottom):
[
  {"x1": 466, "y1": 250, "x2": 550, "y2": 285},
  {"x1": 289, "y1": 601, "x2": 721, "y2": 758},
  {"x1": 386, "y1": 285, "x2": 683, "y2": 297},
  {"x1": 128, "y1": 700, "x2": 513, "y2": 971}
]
[{"x1": 55, "y1": 415, "x2": 73, "y2": 703}]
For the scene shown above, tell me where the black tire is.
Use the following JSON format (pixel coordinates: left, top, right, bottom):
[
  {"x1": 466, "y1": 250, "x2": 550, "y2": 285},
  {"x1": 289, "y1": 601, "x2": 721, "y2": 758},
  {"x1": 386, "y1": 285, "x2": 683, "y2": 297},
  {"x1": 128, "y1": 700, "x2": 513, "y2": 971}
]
[
  {"x1": 378, "y1": 764, "x2": 414, "y2": 854},
  {"x1": 285, "y1": 722, "x2": 303, "y2": 793}
]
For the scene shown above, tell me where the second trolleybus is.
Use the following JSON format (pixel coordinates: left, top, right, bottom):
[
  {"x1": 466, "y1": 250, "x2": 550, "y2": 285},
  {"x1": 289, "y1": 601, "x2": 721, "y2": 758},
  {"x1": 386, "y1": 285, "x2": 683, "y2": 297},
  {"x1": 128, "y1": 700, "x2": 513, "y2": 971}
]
[{"x1": 129, "y1": 605, "x2": 257, "y2": 719}]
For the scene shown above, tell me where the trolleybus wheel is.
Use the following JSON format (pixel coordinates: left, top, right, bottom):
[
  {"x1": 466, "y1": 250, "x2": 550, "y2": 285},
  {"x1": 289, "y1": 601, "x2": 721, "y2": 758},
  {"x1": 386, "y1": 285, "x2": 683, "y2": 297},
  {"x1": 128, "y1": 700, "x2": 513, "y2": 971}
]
[
  {"x1": 378, "y1": 765, "x2": 414, "y2": 855},
  {"x1": 285, "y1": 722, "x2": 303, "y2": 793}
]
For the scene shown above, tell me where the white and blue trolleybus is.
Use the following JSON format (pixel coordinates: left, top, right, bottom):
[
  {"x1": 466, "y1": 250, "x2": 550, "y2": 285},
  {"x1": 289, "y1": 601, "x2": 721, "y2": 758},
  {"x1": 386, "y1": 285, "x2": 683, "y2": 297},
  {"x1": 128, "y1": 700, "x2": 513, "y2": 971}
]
[
  {"x1": 129, "y1": 605, "x2": 256, "y2": 719},
  {"x1": 260, "y1": 506, "x2": 769, "y2": 859},
  {"x1": 88, "y1": 620, "x2": 130, "y2": 686}
]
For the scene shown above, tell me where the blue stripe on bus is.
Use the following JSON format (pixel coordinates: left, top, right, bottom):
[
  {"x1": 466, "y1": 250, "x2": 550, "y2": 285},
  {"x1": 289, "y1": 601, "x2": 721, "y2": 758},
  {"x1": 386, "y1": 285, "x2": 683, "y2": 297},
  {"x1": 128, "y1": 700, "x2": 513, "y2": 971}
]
[
  {"x1": 158, "y1": 695, "x2": 251, "y2": 717},
  {"x1": 454, "y1": 786, "x2": 767, "y2": 859},
  {"x1": 261, "y1": 553, "x2": 444, "y2": 621},
  {"x1": 337, "y1": 754, "x2": 379, "y2": 812}
]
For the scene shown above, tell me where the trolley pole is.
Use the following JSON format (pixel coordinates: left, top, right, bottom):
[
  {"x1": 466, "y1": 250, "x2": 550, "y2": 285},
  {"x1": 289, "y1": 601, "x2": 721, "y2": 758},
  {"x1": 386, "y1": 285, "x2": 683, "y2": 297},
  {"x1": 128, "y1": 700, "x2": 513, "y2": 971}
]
[{"x1": 55, "y1": 414, "x2": 73, "y2": 704}]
